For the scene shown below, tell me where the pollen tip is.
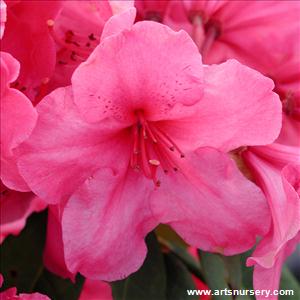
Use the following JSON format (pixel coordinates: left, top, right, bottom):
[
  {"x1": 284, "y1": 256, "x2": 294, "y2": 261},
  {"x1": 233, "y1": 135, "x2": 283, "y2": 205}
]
[
  {"x1": 156, "y1": 180, "x2": 161, "y2": 187},
  {"x1": 173, "y1": 167, "x2": 178, "y2": 172},
  {"x1": 149, "y1": 159, "x2": 160, "y2": 166},
  {"x1": 169, "y1": 147, "x2": 175, "y2": 151},
  {"x1": 164, "y1": 169, "x2": 168, "y2": 174},
  {"x1": 180, "y1": 154, "x2": 185, "y2": 158},
  {"x1": 47, "y1": 19, "x2": 55, "y2": 27}
]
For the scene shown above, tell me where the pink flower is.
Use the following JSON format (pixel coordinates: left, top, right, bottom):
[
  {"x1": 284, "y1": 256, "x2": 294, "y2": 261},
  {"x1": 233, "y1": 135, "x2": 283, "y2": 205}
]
[
  {"x1": 46, "y1": 1, "x2": 136, "y2": 92},
  {"x1": 0, "y1": 274, "x2": 50, "y2": 300},
  {"x1": 243, "y1": 151, "x2": 300, "y2": 300},
  {"x1": 1, "y1": 0, "x2": 62, "y2": 101},
  {"x1": 18, "y1": 21, "x2": 281, "y2": 280},
  {"x1": 0, "y1": 181, "x2": 46, "y2": 243},
  {"x1": 0, "y1": 51, "x2": 37, "y2": 191}
]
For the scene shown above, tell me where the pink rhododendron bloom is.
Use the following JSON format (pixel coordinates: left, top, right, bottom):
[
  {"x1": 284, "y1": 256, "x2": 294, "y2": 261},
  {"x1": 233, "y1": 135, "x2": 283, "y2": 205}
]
[
  {"x1": 0, "y1": 274, "x2": 50, "y2": 300},
  {"x1": 0, "y1": 51, "x2": 37, "y2": 191},
  {"x1": 0, "y1": 181, "x2": 46, "y2": 243},
  {"x1": 18, "y1": 21, "x2": 282, "y2": 280},
  {"x1": 1, "y1": 0, "x2": 62, "y2": 101},
  {"x1": 47, "y1": 0, "x2": 136, "y2": 92},
  {"x1": 243, "y1": 151, "x2": 300, "y2": 300},
  {"x1": 245, "y1": 31, "x2": 300, "y2": 121},
  {"x1": 135, "y1": 1, "x2": 300, "y2": 61}
]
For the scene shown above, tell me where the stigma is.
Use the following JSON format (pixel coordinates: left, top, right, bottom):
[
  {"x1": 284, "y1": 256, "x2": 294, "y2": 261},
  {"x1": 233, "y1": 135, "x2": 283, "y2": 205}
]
[{"x1": 130, "y1": 111, "x2": 185, "y2": 186}]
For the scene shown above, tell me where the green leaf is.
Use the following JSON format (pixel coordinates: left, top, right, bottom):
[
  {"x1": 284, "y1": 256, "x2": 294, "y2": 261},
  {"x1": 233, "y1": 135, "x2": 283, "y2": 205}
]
[
  {"x1": 34, "y1": 270, "x2": 84, "y2": 300},
  {"x1": 158, "y1": 237, "x2": 205, "y2": 282},
  {"x1": 279, "y1": 266, "x2": 300, "y2": 300},
  {"x1": 164, "y1": 253, "x2": 198, "y2": 300},
  {"x1": 239, "y1": 250, "x2": 254, "y2": 294},
  {"x1": 111, "y1": 232, "x2": 167, "y2": 300},
  {"x1": 198, "y1": 250, "x2": 231, "y2": 300},
  {"x1": 0, "y1": 211, "x2": 47, "y2": 292},
  {"x1": 223, "y1": 255, "x2": 242, "y2": 290}
]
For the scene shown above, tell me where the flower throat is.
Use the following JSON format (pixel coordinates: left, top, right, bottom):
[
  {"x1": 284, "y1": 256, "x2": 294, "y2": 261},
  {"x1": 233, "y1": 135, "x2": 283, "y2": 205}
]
[{"x1": 130, "y1": 111, "x2": 185, "y2": 186}]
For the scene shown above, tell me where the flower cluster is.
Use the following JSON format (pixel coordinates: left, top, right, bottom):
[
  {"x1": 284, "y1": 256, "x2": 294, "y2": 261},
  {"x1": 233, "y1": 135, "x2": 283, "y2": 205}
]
[{"x1": 1, "y1": 1, "x2": 299, "y2": 299}]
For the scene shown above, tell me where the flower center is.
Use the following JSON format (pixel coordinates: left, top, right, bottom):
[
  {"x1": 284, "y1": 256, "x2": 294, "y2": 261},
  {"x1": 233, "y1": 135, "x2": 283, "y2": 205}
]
[
  {"x1": 47, "y1": 19, "x2": 99, "y2": 65},
  {"x1": 130, "y1": 111, "x2": 185, "y2": 186}
]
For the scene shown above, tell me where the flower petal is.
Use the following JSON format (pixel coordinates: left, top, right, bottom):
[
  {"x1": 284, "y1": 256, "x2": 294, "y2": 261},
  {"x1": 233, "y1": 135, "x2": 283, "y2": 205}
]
[
  {"x1": 163, "y1": 59, "x2": 282, "y2": 152},
  {"x1": 243, "y1": 153, "x2": 300, "y2": 270},
  {"x1": 72, "y1": 21, "x2": 203, "y2": 123},
  {"x1": 150, "y1": 147, "x2": 270, "y2": 255},
  {"x1": 1, "y1": 52, "x2": 37, "y2": 191},
  {"x1": 43, "y1": 205, "x2": 75, "y2": 280},
  {"x1": 18, "y1": 86, "x2": 130, "y2": 204},
  {"x1": 62, "y1": 167, "x2": 157, "y2": 281},
  {"x1": 101, "y1": 7, "x2": 136, "y2": 41},
  {"x1": 251, "y1": 233, "x2": 300, "y2": 300}
]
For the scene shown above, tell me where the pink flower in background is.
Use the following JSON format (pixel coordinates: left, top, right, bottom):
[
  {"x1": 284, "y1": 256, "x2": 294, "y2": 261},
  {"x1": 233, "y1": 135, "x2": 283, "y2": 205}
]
[
  {"x1": 47, "y1": 0, "x2": 136, "y2": 92},
  {"x1": 157, "y1": 1, "x2": 300, "y2": 63},
  {"x1": 17, "y1": 21, "x2": 282, "y2": 280},
  {"x1": 243, "y1": 152, "x2": 300, "y2": 300},
  {"x1": 0, "y1": 51, "x2": 37, "y2": 191},
  {"x1": 1, "y1": 0, "x2": 62, "y2": 101},
  {"x1": 136, "y1": 0, "x2": 300, "y2": 119},
  {"x1": 0, "y1": 274, "x2": 50, "y2": 300}
]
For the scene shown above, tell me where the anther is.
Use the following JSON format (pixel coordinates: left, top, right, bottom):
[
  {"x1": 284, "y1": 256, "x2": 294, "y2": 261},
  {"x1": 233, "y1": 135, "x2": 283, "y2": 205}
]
[
  {"x1": 149, "y1": 159, "x2": 160, "y2": 166},
  {"x1": 47, "y1": 19, "x2": 55, "y2": 27}
]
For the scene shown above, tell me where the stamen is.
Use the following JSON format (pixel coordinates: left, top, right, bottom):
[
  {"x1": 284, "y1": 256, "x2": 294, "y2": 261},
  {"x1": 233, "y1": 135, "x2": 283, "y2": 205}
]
[
  {"x1": 192, "y1": 15, "x2": 205, "y2": 51},
  {"x1": 150, "y1": 125, "x2": 185, "y2": 158},
  {"x1": 149, "y1": 159, "x2": 160, "y2": 166},
  {"x1": 130, "y1": 111, "x2": 185, "y2": 186},
  {"x1": 201, "y1": 24, "x2": 219, "y2": 59},
  {"x1": 130, "y1": 124, "x2": 139, "y2": 169},
  {"x1": 139, "y1": 127, "x2": 152, "y2": 179}
]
